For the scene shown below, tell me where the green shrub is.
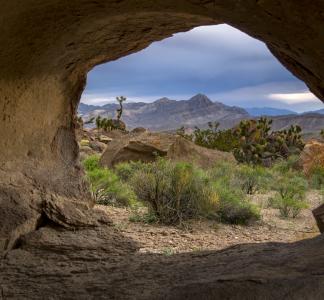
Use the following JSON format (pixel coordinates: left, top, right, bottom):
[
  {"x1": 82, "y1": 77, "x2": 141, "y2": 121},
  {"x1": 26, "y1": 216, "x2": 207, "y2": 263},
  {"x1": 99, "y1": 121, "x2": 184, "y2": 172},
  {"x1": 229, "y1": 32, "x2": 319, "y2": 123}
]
[
  {"x1": 210, "y1": 161, "x2": 272, "y2": 195},
  {"x1": 130, "y1": 159, "x2": 219, "y2": 225},
  {"x1": 271, "y1": 155, "x2": 301, "y2": 173},
  {"x1": 309, "y1": 166, "x2": 324, "y2": 190},
  {"x1": 234, "y1": 164, "x2": 273, "y2": 194},
  {"x1": 82, "y1": 155, "x2": 137, "y2": 207},
  {"x1": 114, "y1": 161, "x2": 147, "y2": 182},
  {"x1": 82, "y1": 154, "x2": 101, "y2": 172},
  {"x1": 268, "y1": 174, "x2": 308, "y2": 218},
  {"x1": 213, "y1": 180, "x2": 260, "y2": 225}
]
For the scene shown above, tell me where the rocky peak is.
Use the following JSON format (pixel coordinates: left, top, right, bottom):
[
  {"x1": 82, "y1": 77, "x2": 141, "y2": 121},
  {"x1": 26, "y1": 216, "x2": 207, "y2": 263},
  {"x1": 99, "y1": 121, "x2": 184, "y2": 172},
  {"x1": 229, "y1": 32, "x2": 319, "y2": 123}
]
[
  {"x1": 154, "y1": 97, "x2": 174, "y2": 104},
  {"x1": 188, "y1": 94, "x2": 214, "y2": 107}
]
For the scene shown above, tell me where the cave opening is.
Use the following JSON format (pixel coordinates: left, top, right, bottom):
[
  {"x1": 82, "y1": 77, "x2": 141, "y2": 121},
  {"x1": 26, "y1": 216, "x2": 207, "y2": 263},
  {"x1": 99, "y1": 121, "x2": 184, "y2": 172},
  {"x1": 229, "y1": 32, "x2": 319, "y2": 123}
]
[
  {"x1": 76, "y1": 24, "x2": 324, "y2": 254},
  {"x1": 1, "y1": 2, "x2": 324, "y2": 297}
]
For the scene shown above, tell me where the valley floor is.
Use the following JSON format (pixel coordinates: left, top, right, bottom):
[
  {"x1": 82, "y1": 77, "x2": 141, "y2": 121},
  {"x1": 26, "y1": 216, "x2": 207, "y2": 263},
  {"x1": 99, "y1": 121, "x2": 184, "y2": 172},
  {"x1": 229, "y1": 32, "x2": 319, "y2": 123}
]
[{"x1": 97, "y1": 191, "x2": 322, "y2": 254}]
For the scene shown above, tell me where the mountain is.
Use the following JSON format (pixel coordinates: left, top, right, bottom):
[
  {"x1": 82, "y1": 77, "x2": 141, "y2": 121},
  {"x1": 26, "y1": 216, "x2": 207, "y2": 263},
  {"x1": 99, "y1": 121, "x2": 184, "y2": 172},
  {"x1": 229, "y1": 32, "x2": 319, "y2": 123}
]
[
  {"x1": 246, "y1": 107, "x2": 297, "y2": 116},
  {"x1": 305, "y1": 108, "x2": 324, "y2": 115},
  {"x1": 78, "y1": 103, "x2": 101, "y2": 115},
  {"x1": 79, "y1": 94, "x2": 324, "y2": 133},
  {"x1": 80, "y1": 94, "x2": 250, "y2": 131},
  {"x1": 270, "y1": 113, "x2": 324, "y2": 133}
]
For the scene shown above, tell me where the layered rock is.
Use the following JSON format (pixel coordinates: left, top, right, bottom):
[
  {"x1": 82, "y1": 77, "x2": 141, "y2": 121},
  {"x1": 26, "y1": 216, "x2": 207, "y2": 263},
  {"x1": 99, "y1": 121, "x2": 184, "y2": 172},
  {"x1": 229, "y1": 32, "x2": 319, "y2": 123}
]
[{"x1": 100, "y1": 132, "x2": 234, "y2": 168}]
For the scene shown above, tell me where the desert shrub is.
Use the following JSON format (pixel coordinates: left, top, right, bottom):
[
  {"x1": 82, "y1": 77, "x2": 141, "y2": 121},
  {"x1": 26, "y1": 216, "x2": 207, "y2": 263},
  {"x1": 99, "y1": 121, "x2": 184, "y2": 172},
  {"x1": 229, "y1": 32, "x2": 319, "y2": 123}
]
[
  {"x1": 130, "y1": 159, "x2": 219, "y2": 225},
  {"x1": 268, "y1": 174, "x2": 308, "y2": 218},
  {"x1": 309, "y1": 166, "x2": 324, "y2": 190},
  {"x1": 210, "y1": 161, "x2": 272, "y2": 195},
  {"x1": 177, "y1": 122, "x2": 238, "y2": 152},
  {"x1": 82, "y1": 155, "x2": 137, "y2": 207},
  {"x1": 83, "y1": 154, "x2": 101, "y2": 172},
  {"x1": 193, "y1": 122, "x2": 239, "y2": 152},
  {"x1": 114, "y1": 161, "x2": 147, "y2": 182},
  {"x1": 213, "y1": 180, "x2": 260, "y2": 225},
  {"x1": 271, "y1": 155, "x2": 301, "y2": 173},
  {"x1": 234, "y1": 164, "x2": 273, "y2": 194}
]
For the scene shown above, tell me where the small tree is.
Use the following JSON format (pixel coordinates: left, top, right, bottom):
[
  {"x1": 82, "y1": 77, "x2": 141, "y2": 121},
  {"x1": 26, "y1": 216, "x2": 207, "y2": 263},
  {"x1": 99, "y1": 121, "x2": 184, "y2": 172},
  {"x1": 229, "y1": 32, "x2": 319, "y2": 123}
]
[{"x1": 116, "y1": 96, "x2": 127, "y2": 121}]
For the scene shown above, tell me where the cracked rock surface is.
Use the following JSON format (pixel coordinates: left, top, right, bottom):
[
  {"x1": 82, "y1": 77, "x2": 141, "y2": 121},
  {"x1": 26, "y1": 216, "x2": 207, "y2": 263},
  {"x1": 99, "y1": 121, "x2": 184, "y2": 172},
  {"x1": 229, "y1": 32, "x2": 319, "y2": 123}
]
[{"x1": 1, "y1": 224, "x2": 324, "y2": 299}]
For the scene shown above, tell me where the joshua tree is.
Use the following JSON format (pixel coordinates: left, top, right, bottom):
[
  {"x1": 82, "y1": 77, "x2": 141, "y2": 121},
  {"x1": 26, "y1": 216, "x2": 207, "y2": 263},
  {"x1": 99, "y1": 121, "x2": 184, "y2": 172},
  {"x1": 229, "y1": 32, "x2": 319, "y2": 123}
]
[
  {"x1": 116, "y1": 96, "x2": 126, "y2": 121},
  {"x1": 76, "y1": 115, "x2": 83, "y2": 127},
  {"x1": 95, "y1": 115, "x2": 102, "y2": 129},
  {"x1": 84, "y1": 117, "x2": 95, "y2": 125},
  {"x1": 321, "y1": 129, "x2": 324, "y2": 140}
]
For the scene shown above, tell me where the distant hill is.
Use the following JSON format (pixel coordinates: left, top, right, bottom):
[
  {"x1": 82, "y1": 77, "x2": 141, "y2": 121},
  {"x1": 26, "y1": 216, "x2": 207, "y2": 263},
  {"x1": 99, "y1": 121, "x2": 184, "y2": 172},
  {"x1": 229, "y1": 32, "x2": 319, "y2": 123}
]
[
  {"x1": 305, "y1": 108, "x2": 324, "y2": 115},
  {"x1": 79, "y1": 94, "x2": 324, "y2": 133},
  {"x1": 246, "y1": 107, "x2": 297, "y2": 116},
  {"x1": 80, "y1": 94, "x2": 249, "y2": 131}
]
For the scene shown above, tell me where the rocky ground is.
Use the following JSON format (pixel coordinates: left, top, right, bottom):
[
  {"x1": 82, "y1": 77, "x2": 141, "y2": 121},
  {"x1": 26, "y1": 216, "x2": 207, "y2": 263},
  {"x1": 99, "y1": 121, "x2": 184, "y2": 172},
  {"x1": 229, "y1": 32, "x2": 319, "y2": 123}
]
[
  {"x1": 2, "y1": 192, "x2": 324, "y2": 299},
  {"x1": 96, "y1": 191, "x2": 322, "y2": 255}
]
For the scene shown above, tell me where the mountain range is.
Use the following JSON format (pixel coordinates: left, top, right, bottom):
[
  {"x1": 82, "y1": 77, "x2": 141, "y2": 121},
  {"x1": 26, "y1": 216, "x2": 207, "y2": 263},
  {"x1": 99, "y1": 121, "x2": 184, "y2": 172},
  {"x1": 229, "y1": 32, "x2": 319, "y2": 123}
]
[{"x1": 79, "y1": 94, "x2": 324, "y2": 133}]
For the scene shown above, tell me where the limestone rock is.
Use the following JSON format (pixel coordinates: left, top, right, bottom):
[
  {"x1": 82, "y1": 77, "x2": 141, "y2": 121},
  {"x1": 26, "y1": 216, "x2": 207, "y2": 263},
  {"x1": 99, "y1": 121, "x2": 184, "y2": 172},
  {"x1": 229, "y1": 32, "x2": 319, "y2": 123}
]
[{"x1": 100, "y1": 132, "x2": 234, "y2": 168}]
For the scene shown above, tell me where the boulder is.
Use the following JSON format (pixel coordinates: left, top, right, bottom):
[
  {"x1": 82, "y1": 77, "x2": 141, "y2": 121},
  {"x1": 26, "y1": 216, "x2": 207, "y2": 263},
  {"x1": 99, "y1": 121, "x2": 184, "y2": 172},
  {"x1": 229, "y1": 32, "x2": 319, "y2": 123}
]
[
  {"x1": 99, "y1": 135, "x2": 113, "y2": 144},
  {"x1": 131, "y1": 127, "x2": 148, "y2": 134},
  {"x1": 100, "y1": 132, "x2": 234, "y2": 169},
  {"x1": 299, "y1": 141, "x2": 324, "y2": 176}
]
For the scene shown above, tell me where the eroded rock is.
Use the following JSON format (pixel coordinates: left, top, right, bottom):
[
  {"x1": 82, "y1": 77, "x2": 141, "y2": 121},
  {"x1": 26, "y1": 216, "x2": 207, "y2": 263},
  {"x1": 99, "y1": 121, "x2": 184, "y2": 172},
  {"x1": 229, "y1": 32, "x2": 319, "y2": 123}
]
[{"x1": 100, "y1": 132, "x2": 234, "y2": 168}]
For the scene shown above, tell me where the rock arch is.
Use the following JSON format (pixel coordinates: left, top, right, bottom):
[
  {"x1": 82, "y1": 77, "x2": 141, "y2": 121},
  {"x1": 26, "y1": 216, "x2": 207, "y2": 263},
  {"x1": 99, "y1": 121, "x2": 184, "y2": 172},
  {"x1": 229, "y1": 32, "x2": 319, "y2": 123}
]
[{"x1": 0, "y1": 0, "x2": 323, "y2": 251}]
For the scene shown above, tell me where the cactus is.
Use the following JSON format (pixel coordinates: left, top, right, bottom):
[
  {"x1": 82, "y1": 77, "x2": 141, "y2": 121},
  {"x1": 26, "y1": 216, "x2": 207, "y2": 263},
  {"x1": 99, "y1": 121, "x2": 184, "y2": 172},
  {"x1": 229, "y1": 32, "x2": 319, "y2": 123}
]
[{"x1": 233, "y1": 118, "x2": 304, "y2": 166}]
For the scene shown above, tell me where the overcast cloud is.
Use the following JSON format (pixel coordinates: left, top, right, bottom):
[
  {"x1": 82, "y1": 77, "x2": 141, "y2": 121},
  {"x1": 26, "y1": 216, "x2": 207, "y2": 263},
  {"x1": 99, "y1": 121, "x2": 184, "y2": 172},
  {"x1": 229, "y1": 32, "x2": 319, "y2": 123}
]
[{"x1": 81, "y1": 25, "x2": 323, "y2": 112}]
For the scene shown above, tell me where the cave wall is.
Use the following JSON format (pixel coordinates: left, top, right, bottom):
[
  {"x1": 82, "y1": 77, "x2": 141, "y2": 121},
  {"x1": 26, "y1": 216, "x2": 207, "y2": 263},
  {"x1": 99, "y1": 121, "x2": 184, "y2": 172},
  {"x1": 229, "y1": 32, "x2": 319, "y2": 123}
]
[{"x1": 0, "y1": 0, "x2": 323, "y2": 252}]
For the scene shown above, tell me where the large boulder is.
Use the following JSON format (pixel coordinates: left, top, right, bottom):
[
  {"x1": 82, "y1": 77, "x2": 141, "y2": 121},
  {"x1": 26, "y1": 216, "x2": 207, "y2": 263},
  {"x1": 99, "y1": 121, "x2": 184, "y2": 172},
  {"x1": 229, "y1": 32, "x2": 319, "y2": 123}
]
[
  {"x1": 100, "y1": 132, "x2": 234, "y2": 168},
  {"x1": 300, "y1": 141, "x2": 324, "y2": 176}
]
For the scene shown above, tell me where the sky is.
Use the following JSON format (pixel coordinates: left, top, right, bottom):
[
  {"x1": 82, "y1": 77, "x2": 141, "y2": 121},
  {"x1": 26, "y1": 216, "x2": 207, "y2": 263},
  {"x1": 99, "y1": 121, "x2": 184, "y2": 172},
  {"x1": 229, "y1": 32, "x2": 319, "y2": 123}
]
[{"x1": 81, "y1": 24, "x2": 323, "y2": 113}]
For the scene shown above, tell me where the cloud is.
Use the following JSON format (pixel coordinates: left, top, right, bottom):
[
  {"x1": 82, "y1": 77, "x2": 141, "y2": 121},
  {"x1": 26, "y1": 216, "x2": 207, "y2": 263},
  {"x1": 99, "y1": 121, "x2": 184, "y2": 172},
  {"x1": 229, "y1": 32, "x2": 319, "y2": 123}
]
[
  {"x1": 82, "y1": 24, "x2": 323, "y2": 112},
  {"x1": 268, "y1": 92, "x2": 319, "y2": 104}
]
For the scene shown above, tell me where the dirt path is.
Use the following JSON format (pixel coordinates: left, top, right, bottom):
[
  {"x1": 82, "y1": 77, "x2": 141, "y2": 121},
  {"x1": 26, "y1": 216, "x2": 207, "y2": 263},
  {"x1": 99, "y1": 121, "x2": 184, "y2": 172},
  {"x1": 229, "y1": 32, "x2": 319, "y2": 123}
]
[{"x1": 96, "y1": 191, "x2": 323, "y2": 254}]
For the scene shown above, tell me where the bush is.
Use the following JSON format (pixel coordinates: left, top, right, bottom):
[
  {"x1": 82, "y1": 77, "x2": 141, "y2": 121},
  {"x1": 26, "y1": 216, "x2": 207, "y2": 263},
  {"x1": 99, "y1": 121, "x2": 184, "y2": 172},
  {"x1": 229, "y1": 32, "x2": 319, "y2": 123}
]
[
  {"x1": 82, "y1": 155, "x2": 137, "y2": 207},
  {"x1": 213, "y1": 180, "x2": 260, "y2": 225},
  {"x1": 234, "y1": 164, "x2": 273, "y2": 194},
  {"x1": 271, "y1": 155, "x2": 301, "y2": 173},
  {"x1": 130, "y1": 159, "x2": 219, "y2": 225},
  {"x1": 268, "y1": 174, "x2": 308, "y2": 218},
  {"x1": 114, "y1": 161, "x2": 147, "y2": 182},
  {"x1": 210, "y1": 161, "x2": 272, "y2": 195},
  {"x1": 178, "y1": 122, "x2": 239, "y2": 152},
  {"x1": 309, "y1": 166, "x2": 324, "y2": 190}
]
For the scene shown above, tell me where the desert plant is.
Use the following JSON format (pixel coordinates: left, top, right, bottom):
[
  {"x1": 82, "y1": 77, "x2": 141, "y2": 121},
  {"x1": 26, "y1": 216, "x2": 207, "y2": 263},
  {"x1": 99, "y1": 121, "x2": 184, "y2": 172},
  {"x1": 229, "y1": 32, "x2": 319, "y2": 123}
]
[
  {"x1": 130, "y1": 159, "x2": 219, "y2": 225},
  {"x1": 213, "y1": 180, "x2": 260, "y2": 225},
  {"x1": 183, "y1": 122, "x2": 239, "y2": 152},
  {"x1": 235, "y1": 164, "x2": 272, "y2": 195},
  {"x1": 95, "y1": 115, "x2": 102, "y2": 129},
  {"x1": 115, "y1": 161, "x2": 148, "y2": 182},
  {"x1": 268, "y1": 174, "x2": 308, "y2": 218},
  {"x1": 116, "y1": 96, "x2": 126, "y2": 121},
  {"x1": 82, "y1": 155, "x2": 137, "y2": 207},
  {"x1": 233, "y1": 118, "x2": 304, "y2": 166},
  {"x1": 309, "y1": 165, "x2": 324, "y2": 190}
]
